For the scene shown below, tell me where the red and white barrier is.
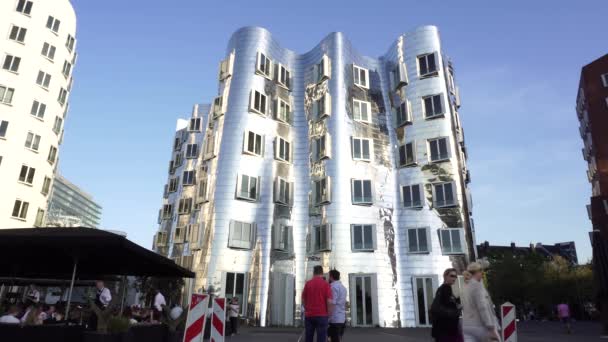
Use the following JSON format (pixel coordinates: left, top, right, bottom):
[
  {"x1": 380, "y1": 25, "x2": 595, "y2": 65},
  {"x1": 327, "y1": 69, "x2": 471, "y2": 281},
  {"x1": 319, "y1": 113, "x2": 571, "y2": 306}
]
[
  {"x1": 183, "y1": 294, "x2": 210, "y2": 342},
  {"x1": 501, "y1": 302, "x2": 517, "y2": 342},
  {"x1": 210, "y1": 298, "x2": 226, "y2": 342}
]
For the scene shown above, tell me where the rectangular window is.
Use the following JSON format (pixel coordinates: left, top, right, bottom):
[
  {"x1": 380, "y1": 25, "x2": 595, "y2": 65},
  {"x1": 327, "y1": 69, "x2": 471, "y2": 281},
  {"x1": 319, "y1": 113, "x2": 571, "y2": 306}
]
[
  {"x1": 62, "y1": 60, "x2": 72, "y2": 78},
  {"x1": 423, "y1": 94, "x2": 445, "y2": 119},
  {"x1": 41, "y1": 42, "x2": 56, "y2": 60},
  {"x1": 174, "y1": 152, "x2": 183, "y2": 167},
  {"x1": 168, "y1": 177, "x2": 179, "y2": 192},
  {"x1": 434, "y1": 182, "x2": 456, "y2": 208},
  {"x1": 313, "y1": 177, "x2": 331, "y2": 205},
  {"x1": 353, "y1": 65, "x2": 369, "y2": 88},
  {"x1": 250, "y1": 90, "x2": 268, "y2": 115},
  {"x1": 2, "y1": 55, "x2": 21, "y2": 73},
  {"x1": 352, "y1": 137, "x2": 371, "y2": 161},
  {"x1": 173, "y1": 227, "x2": 185, "y2": 244},
  {"x1": 313, "y1": 93, "x2": 331, "y2": 120},
  {"x1": 189, "y1": 117, "x2": 202, "y2": 131},
  {"x1": 393, "y1": 62, "x2": 408, "y2": 89},
  {"x1": 418, "y1": 53, "x2": 438, "y2": 77},
  {"x1": 428, "y1": 137, "x2": 450, "y2": 162},
  {"x1": 178, "y1": 197, "x2": 193, "y2": 214},
  {"x1": 244, "y1": 131, "x2": 264, "y2": 157},
  {"x1": 402, "y1": 184, "x2": 423, "y2": 208},
  {"x1": 11, "y1": 199, "x2": 29, "y2": 220},
  {"x1": 36, "y1": 71, "x2": 52, "y2": 89},
  {"x1": 52, "y1": 116, "x2": 63, "y2": 135},
  {"x1": 439, "y1": 228, "x2": 464, "y2": 254},
  {"x1": 407, "y1": 227, "x2": 429, "y2": 253},
  {"x1": 30, "y1": 100, "x2": 46, "y2": 119},
  {"x1": 313, "y1": 224, "x2": 331, "y2": 252},
  {"x1": 58, "y1": 88, "x2": 68, "y2": 105},
  {"x1": 256, "y1": 52, "x2": 272, "y2": 78},
  {"x1": 41, "y1": 176, "x2": 51, "y2": 195},
  {"x1": 274, "y1": 177, "x2": 293, "y2": 206},
  {"x1": 0, "y1": 86, "x2": 15, "y2": 105},
  {"x1": 317, "y1": 55, "x2": 331, "y2": 82},
  {"x1": 18, "y1": 165, "x2": 36, "y2": 184},
  {"x1": 276, "y1": 64, "x2": 290, "y2": 88},
  {"x1": 46, "y1": 16, "x2": 61, "y2": 33},
  {"x1": 352, "y1": 179, "x2": 373, "y2": 205},
  {"x1": 228, "y1": 220, "x2": 255, "y2": 249},
  {"x1": 224, "y1": 272, "x2": 248, "y2": 314},
  {"x1": 162, "y1": 204, "x2": 173, "y2": 219},
  {"x1": 600, "y1": 73, "x2": 608, "y2": 87},
  {"x1": 183, "y1": 170, "x2": 196, "y2": 186},
  {"x1": 313, "y1": 134, "x2": 331, "y2": 161},
  {"x1": 275, "y1": 98, "x2": 291, "y2": 123},
  {"x1": 398, "y1": 142, "x2": 416, "y2": 166},
  {"x1": 47, "y1": 146, "x2": 57, "y2": 164},
  {"x1": 65, "y1": 34, "x2": 75, "y2": 52},
  {"x1": 197, "y1": 178, "x2": 208, "y2": 202},
  {"x1": 24, "y1": 132, "x2": 41, "y2": 151},
  {"x1": 16, "y1": 0, "x2": 33, "y2": 15},
  {"x1": 203, "y1": 131, "x2": 216, "y2": 159},
  {"x1": 0, "y1": 121, "x2": 8, "y2": 138},
  {"x1": 395, "y1": 100, "x2": 411, "y2": 127},
  {"x1": 353, "y1": 99, "x2": 371, "y2": 123},
  {"x1": 351, "y1": 224, "x2": 375, "y2": 251},
  {"x1": 273, "y1": 224, "x2": 292, "y2": 252},
  {"x1": 185, "y1": 143, "x2": 198, "y2": 158},
  {"x1": 275, "y1": 137, "x2": 290, "y2": 162},
  {"x1": 9, "y1": 25, "x2": 27, "y2": 43},
  {"x1": 212, "y1": 95, "x2": 224, "y2": 117},
  {"x1": 236, "y1": 174, "x2": 258, "y2": 201},
  {"x1": 218, "y1": 54, "x2": 233, "y2": 80},
  {"x1": 34, "y1": 208, "x2": 45, "y2": 227}
]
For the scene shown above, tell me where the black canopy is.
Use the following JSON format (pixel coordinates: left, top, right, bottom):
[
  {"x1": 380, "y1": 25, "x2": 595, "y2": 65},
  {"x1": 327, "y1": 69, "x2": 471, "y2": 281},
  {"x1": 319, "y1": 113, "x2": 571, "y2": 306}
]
[{"x1": 0, "y1": 227, "x2": 194, "y2": 279}]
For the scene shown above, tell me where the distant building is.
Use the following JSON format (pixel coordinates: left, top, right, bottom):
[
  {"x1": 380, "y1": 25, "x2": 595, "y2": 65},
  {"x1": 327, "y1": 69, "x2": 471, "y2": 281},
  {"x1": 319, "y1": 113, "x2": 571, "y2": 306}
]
[
  {"x1": 46, "y1": 174, "x2": 102, "y2": 228},
  {"x1": 477, "y1": 241, "x2": 578, "y2": 265}
]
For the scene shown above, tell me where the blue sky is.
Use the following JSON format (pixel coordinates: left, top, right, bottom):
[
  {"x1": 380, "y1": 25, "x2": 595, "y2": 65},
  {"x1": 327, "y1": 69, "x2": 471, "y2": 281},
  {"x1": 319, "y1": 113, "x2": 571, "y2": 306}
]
[{"x1": 61, "y1": 0, "x2": 607, "y2": 261}]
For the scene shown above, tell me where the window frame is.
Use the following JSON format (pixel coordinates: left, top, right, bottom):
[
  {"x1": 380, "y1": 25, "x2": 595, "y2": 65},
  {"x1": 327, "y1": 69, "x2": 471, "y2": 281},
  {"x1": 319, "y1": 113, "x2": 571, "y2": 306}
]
[
  {"x1": 276, "y1": 63, "x2": 290, "y2": 89},
  {"x1": 2, "y1": 54, "x2": 21, "y2": 73},
  {"x1": 218, "y1": 53, "x2": 233, "y2": 81},
  {"x1": 236, "y1": 174, "x2": 259, "y2": 202},
  {"x1": 393, "y1": 62, "x2": 408, "y2": 89},
  {"x1": 189, "y1": 117, "x2": 202, "y2": 132},
  {"x1": 428, "y1": 137, "x2": 450, "y2": 162},
  {"x1": 313, "y1": 134, "x2": 331, "y2": 161},
  {"x1": 162, "y1": 204, "x2": 173, "y2": 220},
  {"x1": 316, "y1": 55, "x2": 331, "y2": 83},
  {"x1": 0, "y1": 86, "x2": 15, "y2": 105},
  {"x1": 433, "y1": 182, "x2": 457, "y2": 208},
  {"x1": 243, "y1": 130, "x2": 264, "y2": 157},
  {"x1": 182, "y1": 170, "x2": 196, "y2": 186},
  {"x1": 168, "y1": 177, "x2": 179, "y2": 193},
  {"x1": 212, "y1": 95, "x2": 224, "y2": 118},
  {"x1": 351, "y1": 224, "x2": 376, "y2": 252},
  {"x1": 353, "y1": 65, "x2": 370, "y2": 89},
  {"x1": 41, "y1": 176, "x2": 51, "y2": 196},
  {"x1": 62, "y1": 60, "x2": 72, "y2": 78},
  {"x1": 275, "y1": 97, "x2": 291, "y2": 124},
  {"x1": 185, "y1": 143, "x2": 198, "y2": 159},
  {"x1": 0, "y1": 120, "x2": 8, "y2": 138},
  {"x1": 351, "y1": 179, "x2": 373, "y2": 205},
  {"x1": 423, "y1": 94, "x2": 445, "y2": 119},
  {"x1": 197, "y1": 177, "x2": 208, "y2": 203},
  {"x1": 312, "y1": 224, "x2": 331, "y2": 252},
  {"x1": 16, "y1": 0, "x2": 33, "y2": 15},
  {"x1": 313, "y1": 177, "x2": 331, "y2": 206},
  {"x1": 24, "y1": 131, "x2": 41, "y2": 151},
  {"x1": 66, "y1": 34, "x2": 76, "y2": 52},
  {"x1": 46, "y1": 16, "x2": 61, "y2": 34},
  {"x1": 313, "y1": 93, "x2": 331, "y2": 120},
  {"x1": 274, "y1": 177, "x2": 293, "y2": 206},
  {"x1": 228, "y1": 220, "x2": 256, "y2": 249},
  {"x1": 36, "y1": 70, "x2": 52, "y2": 90},
  {"x1": 272, "y1": 224, "x2": 293, "y2": 252},
  {"x1": 52, "y1": 116, "x2": 63, "y2": 135},
  {"x1": 439, "y1": 228, "x2": 465, "y2": 255},
  {"x1": 274, "y1": 136, "x2": 291, "y2": 163},
  {"x1": 58, "y1": 88, "x2": 68, "y2": 106},
  {"x1": 8, "y1": 25, "x2": 27, "y2": 43},
  {"x1": 352, "y1": 98, "x2": 372, "y2": 123},
  {"x1": 177, "y1": 197, "x2": 193, "y2": 215},
  {"x1": 398, "y1": 141, "x2": 416, "y2": 167},
  {"x1": 249, "y1": 90, "x2": 268, "y2": 116},
  {"x1": 418, "y1": 52, "x2": 439, "y2": 78},
  {"x1": 351, "y1": 137, "x2": 372, "y2": 161},
  {"x1": 203, "y1": 131, "x2": 216, "y2": 160},
  {"x1": 11, "y1": 199, "x2": 29, "y2": 220},
  {"x1": 407, "y1": 227, "x2": 431, "y2": 254},
  {"x1": 47, "y1": 146, "x2": 57, "y2": 165},
  {"x1": 18, "y1": 165, "x2": 35, "y2": 185},
  {"x1": 395, "y1": 100, "x2": 412, "y2": 127},
  {"x1": 41, "y1": 42, "x2": 56, "y2": 61},
  {"x1": 30, "y1": 100, "x2": 46, "y2": 120},
  {"x1": 34, "y1": 208, "x2": 45, "y2": 227},
  {"x1": 402, "y1": 184, "x2": 424, "y2": 209},
  {"x1": 256, "y1": 52, "x2": 272, "y2": 79}
]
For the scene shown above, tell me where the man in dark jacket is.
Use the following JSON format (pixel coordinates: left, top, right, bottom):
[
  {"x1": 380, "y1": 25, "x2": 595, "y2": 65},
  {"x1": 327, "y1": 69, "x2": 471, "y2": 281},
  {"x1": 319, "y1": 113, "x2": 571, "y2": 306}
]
[{"x1": 431, "y1": 268, "x2": 463, "y2": 342}]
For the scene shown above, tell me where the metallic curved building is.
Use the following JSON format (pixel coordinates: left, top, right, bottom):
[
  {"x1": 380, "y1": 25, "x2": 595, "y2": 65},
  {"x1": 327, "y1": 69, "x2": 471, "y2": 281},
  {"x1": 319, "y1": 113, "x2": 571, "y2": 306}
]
[
  {"x1": 154, "y1": 25, "x2": 475, "y2": 328},
  {"x1": 0, "y1": 0, "x2": 77, "y2": 228}
]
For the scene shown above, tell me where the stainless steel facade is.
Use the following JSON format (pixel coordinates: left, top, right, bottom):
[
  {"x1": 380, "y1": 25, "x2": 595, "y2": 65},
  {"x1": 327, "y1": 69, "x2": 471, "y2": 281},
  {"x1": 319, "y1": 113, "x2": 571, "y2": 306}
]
[{"x1": 153, "y1": 26, "x2": 475, "y2": 328}]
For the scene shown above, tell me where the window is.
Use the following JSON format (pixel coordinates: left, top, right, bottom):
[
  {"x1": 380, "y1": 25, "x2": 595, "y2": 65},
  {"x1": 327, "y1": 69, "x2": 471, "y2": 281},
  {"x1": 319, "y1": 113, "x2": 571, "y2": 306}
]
[
  {"x1": 236, "y1": 174, "x2": 258, "y2": 201},
  {"x1": 423, "y1": 94, "x2": 444, "y2": 118},
  {"x1": 185, "y1": 143, "x2": 198, "y2": 158},
  {"x1": 395, "y1": 100, "x2": 411, "y2": 127},
  {"x1": 183, "y1": 170, "x2": 196, "y2": 186},
  {"x1": 276, "y1": 64, "x2": 290, "y2": 88},
  {"x1": 250, "y1": 90, "x2": 268, "y2": 115},
  {"x1": 224, "y1": 272, "x2": 248, "y2": 314},
  {"x1": 228, "y1": 220, "x2": 256, "y2": 249},
  {"x1": 173, "y1": 227, "x2": 185, "y2": 244},
  {"x1": 402, "y1": 184, "x2": 423, "y2": 208},
  {"x1": 18, "y1": 165, "x2": 35, "y2": 184},
  {"x1": 274, "y1": 177, "x2": 293, "y2": 206},
  {"x1": 0, "y1": 86, "x2": 15, "y2": 105},
  {"x1": 36, "y1": 71, "x2": 51, "y2": 89},
  {"x1": 24, "y1": 132, "x2": 41, "y2": 151},
  {"x1": 275, "y1": 98, "x2": 291, "y2": 123},
  {"x1": 352, "y1": 137, "x2": 371, "y2": 161},
  {"x1": 313, "y1": 177, "x2": 331, "y2": 205},
  {"x1": 316, "y1": 55, "x2": 331, "y2": 82},
  {"x1": 62, "y1": 61, "x2": 72, "y2": 78},
  {"x1": 66, "y1": 34, "x2": 75, "y2": 52},
  {"x1": 353, "y1": 65, "x2": 369, "y2": 88},
  {"x1": 439, "y1": 228, "x2": 464, "y2": 254},
  {"x1": 407, "y1": 227, "x2": 430, "y2": 253},
  {"x1": 189, "y1": 117, "x2": 202, "y2": 131},
  {"x1": 313, "y1": 134, "x2": 331, "y2": 161},
  {"x1": 393, "y1": 62, "x2": 408, "y2": 89},
  {"x1": 162, "y1": 204, "x2": 173, "y2": 219},
  {"x1": 46, "y1": 16, "x2": 61, "y2": 33},
  {"x1": 313, "y1": 93, "x2": 331, "y2": 120},
  {"x1": 273, "y1": 224, "x2": 292, "y2": 252},
  {"x1": 168, "y1": 177, "x2": 179, "y2": 192},
  {"x1": 0, "y1": 121, "x2": 8, "y2": 138},
  {"x1": 47, "y1": 146, "x2": 57, "y2": 164},
  {"x1": 34, "y1": 209, "x2": 45, "y2": 227},
  {"x1": 30, "y1": 100, "x2": 46, "y2": 119},
  {"x1": 2, "y1": 55, "x2": 21, "y2": 73},
  {"x1": 256, "y1": 52, "x2": 272, "y2": 78},
  {"x1": 351, "y1": 179, "x2": 373, "y2": 205},
  {"x1": 178, "y1": 197, "x2": 193, "y2": 214},
  {"x1": 312, "y1": 224, "x2": 331, "y2": 252},
  {"x1": 197, "y1": 178, "x2": 208, "y2": 202},
  {"x1": 275, "y1": 137, "x2": 290, "y2": 162},
  {"x1": 398, "y1": 142, "x2": 416, "y2": 167},
  {"x1": 244, "y1": 131, "x2": 264, "y2": 157},
  {"x1": 203, "y1": 131, "x2": 216, "y2": 159},
  {"x1": 16, "y1": 0, "x2": 33, "y2": 15},
  {"x1": 434, "y1": 182, "x2": 456, "y2": 208},
  {"x1": 41, "y1": 176, "x2": 51, "y2": 195},
  {"x1": 353, "y1": 99, "x2": 371, "y2": 123},
  {"x1": 9, "y1": 25, "x2": 27, "y2": 43},
  {"x1": 58, "y1": 88, "x2": 68, "y2": 105},
  {"x1": 52, "y1": 116, "x2": 63, "y2": 135},
  {"x1": 41, "y1": 43, "x2": 56, "y2": 60},
  {"x1": 428, "y1": 137, "x2": 450, "y2": 162},
  {"x1": 351, "y1": 224, "x2": 375, "y2": 251},
  {"x1": 11, "y1": 200, "x2": 29, "y2": 220},
  {"x1": 218, "y1": 54, "x2": 233, "y2": 80},
  {"x1": 174, "y1": 152, "x2": 183, "y2": 167},
  {"x1": 212, "y1": 95, "x2": 224, "y2": 117},
  {"x1": 418, "y1": 53, "x2": 438, "y2": 77}
]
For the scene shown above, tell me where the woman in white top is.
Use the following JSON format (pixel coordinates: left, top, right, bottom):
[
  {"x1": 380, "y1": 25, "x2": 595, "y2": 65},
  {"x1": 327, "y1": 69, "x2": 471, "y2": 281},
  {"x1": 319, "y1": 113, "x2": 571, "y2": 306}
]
[{"x1": 461, "y1": 262, "x2": 500, "y2": 342}]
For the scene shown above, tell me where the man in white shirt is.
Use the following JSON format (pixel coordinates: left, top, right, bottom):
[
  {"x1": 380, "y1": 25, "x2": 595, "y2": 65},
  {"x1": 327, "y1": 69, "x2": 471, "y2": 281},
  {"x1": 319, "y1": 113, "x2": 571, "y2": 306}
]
[
  {"x1": 328, "y1": 270, "x2": 347, "y2": 342},
  {"x1": 0, "y1": 305, "x2": 21, "y2": 324},
  {"x1": 96, "y1": 280, "x2": 112, "y2": 308},
  {"x1": 153, "y1": 288, "x2": 166, "y2": 322}
]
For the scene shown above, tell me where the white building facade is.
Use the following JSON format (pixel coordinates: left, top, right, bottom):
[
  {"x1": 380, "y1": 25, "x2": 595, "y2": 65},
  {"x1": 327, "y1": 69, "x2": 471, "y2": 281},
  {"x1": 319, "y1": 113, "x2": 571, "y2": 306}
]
[
  {"x1": 154, "y1": 26, "x2": 475, "y2": 328},
  {"x1": 0, "y1": 0, "x2": 77, "y2": 228}
]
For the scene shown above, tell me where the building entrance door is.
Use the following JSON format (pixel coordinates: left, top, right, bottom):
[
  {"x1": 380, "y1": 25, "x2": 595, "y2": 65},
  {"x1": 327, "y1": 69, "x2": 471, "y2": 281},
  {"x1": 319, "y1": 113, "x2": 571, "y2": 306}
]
[
  {"x1": 412, "y1": 276, "x2": 437, "y2": 327},
  {"x1": 349, "y1": 274, "x2": 377, "y2": 327}
]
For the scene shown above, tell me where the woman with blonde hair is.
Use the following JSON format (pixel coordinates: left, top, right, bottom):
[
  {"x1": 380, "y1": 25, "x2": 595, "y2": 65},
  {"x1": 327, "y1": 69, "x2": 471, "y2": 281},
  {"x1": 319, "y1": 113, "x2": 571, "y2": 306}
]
[{"x1": 461, "y1": 262, "x2": 499, "y2": 342}]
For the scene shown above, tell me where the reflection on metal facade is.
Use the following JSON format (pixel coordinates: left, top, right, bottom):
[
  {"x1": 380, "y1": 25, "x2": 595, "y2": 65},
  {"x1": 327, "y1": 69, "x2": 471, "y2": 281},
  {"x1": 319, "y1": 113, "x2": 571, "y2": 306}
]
[{"x1": 153, "y1": 26, "x2": 475, "y2": 328}]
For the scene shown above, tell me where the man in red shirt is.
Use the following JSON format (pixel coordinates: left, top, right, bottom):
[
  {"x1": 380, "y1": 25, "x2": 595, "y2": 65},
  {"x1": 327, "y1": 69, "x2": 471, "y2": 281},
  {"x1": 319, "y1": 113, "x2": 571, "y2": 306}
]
[{"x1": 302, "y1": 265, "x2": 333, "y2": 342}]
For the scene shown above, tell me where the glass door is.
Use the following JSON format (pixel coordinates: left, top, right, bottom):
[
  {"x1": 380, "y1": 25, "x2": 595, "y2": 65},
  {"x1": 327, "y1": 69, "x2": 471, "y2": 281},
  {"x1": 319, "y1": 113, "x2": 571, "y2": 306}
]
[
  {"x1": 350, "y1": 274, "x2": 376, "y2": 326},
  {"x1": 413, "y1": 276, "x2": 435, "y2": 326}
]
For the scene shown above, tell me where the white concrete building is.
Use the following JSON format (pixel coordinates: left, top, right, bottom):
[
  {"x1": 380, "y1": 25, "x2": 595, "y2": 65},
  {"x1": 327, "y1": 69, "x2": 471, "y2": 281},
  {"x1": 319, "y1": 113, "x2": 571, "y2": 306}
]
[{"x1": 0, "y1": 0, "x2": 77, "y2": 228}]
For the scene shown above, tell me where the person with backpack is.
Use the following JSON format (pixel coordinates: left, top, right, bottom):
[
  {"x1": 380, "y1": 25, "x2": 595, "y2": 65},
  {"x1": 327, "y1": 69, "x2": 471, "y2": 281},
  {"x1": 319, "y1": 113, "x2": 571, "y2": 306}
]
[{"x1": 431, "y1": 268, "x2": 463, "y2": 342}]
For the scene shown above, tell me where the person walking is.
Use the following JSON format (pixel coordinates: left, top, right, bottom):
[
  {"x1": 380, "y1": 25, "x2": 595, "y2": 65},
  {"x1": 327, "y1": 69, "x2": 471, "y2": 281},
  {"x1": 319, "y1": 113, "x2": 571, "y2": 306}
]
[
  {"x1": 228, "y1": 297, "x2": 240, "y2": 336},
  {"x1": 461, "y1": 262, "x2": 500, "y2": 342},
  {"x1": 153, "y1": 287, "x2": 166, "y2": 322},
  {"x1": 89, "y1": 280, "x2": 112, "y2": 330},
  {"x1": 557, "y1": 302, "x2": 571, "y2": 334},
  {"x1": 302, "y1": 265, "x2": 333, "y2": 342},
  {"x1": 327, "y1": 269, "x2": 347, "y2": 342},
  {"x1": 431, "y1": 268, "x2": 463, "y2": 342}
]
